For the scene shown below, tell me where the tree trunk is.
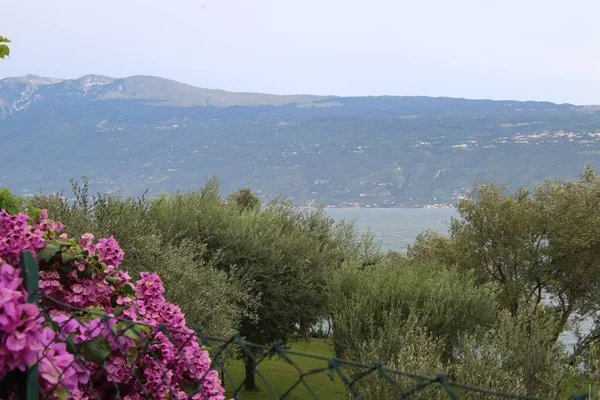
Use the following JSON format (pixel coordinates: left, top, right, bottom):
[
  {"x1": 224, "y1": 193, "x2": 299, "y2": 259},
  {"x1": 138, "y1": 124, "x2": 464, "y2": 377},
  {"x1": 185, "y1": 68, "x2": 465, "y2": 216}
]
[
  {"x1": 551, "y1": 300, "x2": 575, "y2": 343},
  {"x1": 244, "y1": 355, "x2": 258, "y2": 391},
  {"x1": 299, "y1": 320, "x2": 310, "y2": 338},
  {"x1": 334, "y1": 342, "x2": 346, "y2": 359}
]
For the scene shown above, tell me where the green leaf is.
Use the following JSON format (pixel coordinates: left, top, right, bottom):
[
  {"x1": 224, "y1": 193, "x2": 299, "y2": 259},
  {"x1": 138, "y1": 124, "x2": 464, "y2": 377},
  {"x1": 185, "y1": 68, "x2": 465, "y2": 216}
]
[
  {"x1": 110, "y1": 293, "x2": 119, "y2": 308},
  {"x1": 0, "y1": 44, "x2": 9, "y2": 59},
  {"x1": 114, "y1": 321, "x2": 150, "y2": 341},
  {"x1": 124, "y1": 327, "x2": 141, "y2": 340},
  {"x1": 61, "y1": 252, "x2": 77, "y2": 264},
  {"x1": 30, "y1": 208, "x2": 41, "y2": 221},
  {"x1": 0, "y1": 36, "x2": 11, "y2": 43},
  {"x1": 59, "y1": 264, "x2": 75, "y2": 273},
  {"x1": 56, "y1": 240, "x2": 72, "y2": 248},
  {"x1": 113, "y1": 305, "x2": 125, "y2": 316},
  {"x1": 80, "y1": 336, "x2": 111, "y2": 364},
  {"x1": 38, "y1": 243, "x2": 61, "y2": 263},
  {"x1": 55, "y1": 387, "x2": 68, "y2": 400},
  {"x1": 183, "y1": 382, "x2": 200, "y2": 395},
  {"x1": 105, "y1": 275, "x2": 123, "y2": 285},
  {"x1": 138, "y1": 324, "x2": 151, "y2": 335},
  {"x1": 128, "y1": 345, "x2": 139, "y2": 360},
  {"x1": 77, "y1": 268, "x2": 93, "y2": 279},
  {"x1": 114, "y1": 321, "x2": 127, "y2": 330},
  {"x1": 120, "y1": 284, "x2": 135, "y2": 296},
  {"x1": 86, "y1": 306, "x2": 106, "y2": 317}
]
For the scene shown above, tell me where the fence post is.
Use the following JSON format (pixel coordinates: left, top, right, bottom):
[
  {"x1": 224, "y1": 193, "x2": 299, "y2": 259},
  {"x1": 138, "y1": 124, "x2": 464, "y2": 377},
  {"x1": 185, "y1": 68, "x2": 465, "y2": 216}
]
[{"x1": 18, "y1": 251, "x2": 39, "y2": 400}]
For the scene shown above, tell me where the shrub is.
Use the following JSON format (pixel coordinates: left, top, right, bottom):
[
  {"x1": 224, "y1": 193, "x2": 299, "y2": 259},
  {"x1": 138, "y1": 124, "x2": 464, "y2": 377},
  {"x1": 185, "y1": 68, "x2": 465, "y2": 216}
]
[
  {"x1": 329, "y1": 257, "x2": 567, "y2": 398},
  {"x1": 0, "y1": 207, "x2": 227, "y2": 399},
  {"x1": 34, "y1": 178, "x2": 369, "y2": 390},
  {"x1": 33, "y1": 186, "x2": 250, "y2": 338},
  {"x1": 451, "y1": 309, "x2": 566, "y2": 398},
  {"x1": 329, "y1": 260, "x2": 498, "y2": 361}
]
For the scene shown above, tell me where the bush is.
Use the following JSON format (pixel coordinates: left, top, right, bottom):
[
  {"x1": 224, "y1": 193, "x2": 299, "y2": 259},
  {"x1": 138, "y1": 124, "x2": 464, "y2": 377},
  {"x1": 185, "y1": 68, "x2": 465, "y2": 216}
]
[
  {"x1": 0, "y1": 206, "x2": 227, "y2": 399},
  {"x1": 328, "y1": 257, "x2": 567, "y2": 398},
  {"x1": 33, "y1": 185, "x2": 250, "y2": 338},
  {"x1": 345, "y1": 313, "x2": 447, "y2": 400},
  {"x1": 33, "y1": 178, "x2": 368, "y2": 390},
  {"x1": 452, "y1": 309, "x2": 566, "y2": 398},
  {"x1": 329, "y1": 259, "x2": 498, "y2": 361}
]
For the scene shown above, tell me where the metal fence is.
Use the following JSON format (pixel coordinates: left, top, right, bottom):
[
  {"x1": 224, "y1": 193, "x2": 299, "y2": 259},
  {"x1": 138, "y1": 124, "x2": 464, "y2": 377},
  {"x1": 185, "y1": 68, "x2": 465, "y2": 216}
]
[{"x1": 1, "y1": 252, "x2": 593, "y2": 399}]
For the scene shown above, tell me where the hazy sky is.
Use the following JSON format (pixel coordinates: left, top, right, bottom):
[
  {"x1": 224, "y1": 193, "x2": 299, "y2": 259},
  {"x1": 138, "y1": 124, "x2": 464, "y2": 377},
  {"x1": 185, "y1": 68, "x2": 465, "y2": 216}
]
[{"x1": 2, "y1": 0, "x2": 600, "y2": 104}]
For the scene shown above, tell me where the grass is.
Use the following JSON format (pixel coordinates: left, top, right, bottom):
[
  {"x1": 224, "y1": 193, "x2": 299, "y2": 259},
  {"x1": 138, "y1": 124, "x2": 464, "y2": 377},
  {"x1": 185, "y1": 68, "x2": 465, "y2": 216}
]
[{"x1": 219, "y1": 338, "x2": 347, "y2": 399}]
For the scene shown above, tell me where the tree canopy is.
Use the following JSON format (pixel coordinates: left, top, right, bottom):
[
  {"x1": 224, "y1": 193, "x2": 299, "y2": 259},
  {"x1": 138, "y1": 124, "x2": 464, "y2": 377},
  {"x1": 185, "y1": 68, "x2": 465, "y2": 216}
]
[
  {"x1": 33, "y1": 177, "x2": 365, "y2": 391},
  {"x1": 409, "y1": 165, "x2": 600, "y2": 349}
]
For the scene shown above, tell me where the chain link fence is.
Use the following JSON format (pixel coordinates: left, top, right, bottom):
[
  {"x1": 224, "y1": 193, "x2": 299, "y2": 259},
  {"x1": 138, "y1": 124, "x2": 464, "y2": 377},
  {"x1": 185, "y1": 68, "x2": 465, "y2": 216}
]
[{"x1": 0, "y1": 251, "x2": 594, "y2": 399}]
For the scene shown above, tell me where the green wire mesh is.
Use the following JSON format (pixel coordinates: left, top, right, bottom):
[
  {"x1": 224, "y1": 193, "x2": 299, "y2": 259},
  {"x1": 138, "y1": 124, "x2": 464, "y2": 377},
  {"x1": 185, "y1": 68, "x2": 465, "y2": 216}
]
[
  {"x1": 2, "y1": 252, "x2": 592, "y2": 399},
  {"x1": 3, "y1": 293, "x2": 587, "y2": 400}
]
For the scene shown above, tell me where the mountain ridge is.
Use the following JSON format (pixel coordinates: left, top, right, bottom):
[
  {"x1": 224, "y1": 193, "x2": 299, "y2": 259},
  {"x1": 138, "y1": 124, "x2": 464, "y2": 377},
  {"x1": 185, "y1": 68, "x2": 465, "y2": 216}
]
[
  {"x1": 0, "y1": 74, "x2": 334, "y2": 116},
  {"x1": 2, "y1": 74, "x2": 600, "y2": 207},
  {"x1": 1, "y1": 74, "x2": 591, "y2": 115}
]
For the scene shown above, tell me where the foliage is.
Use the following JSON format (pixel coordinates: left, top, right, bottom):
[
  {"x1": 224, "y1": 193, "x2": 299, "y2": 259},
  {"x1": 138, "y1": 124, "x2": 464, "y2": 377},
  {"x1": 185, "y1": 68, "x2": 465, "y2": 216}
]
[
  {"x1": 403, "y1": 167, "x2": 600, "y2": 390},
  {"x1": 0, "y1": 187, "x2": 37, "y2": 217},
  {"x1": 227, "y1": 188, "x2": 261, "y2": 212},
  {"x1": 328, "y1": 257, "x2": 568, "y2": 398},
  {"x1": 33, "y1": 180, "x2": 249, "y2": 338},
  {"x1": 341, "y1": 312, "x2": 448, "y2": 399},
  {"x1": 406, "y1": 230, "x2": 462, "y2": 267},
  {"x1": 558, "y1": 342, "x2": 600, "y2": 397},
  {"x1": 0, "y1": 36, "x2": 10, "y2": 59},
  {"x1": 449, "y1": 183, "x2": 547, "y2": 315},
  {"x1": 33, "y1": 178, "x2": 366, "y2": 390},
  {"x1": 534, "y1": 165, "x2": 600, "y2": 345},
  {"x1": 451, "y1": 309, "x2": 566, "y2": 398},
  {"x1": 146, "y1": 180, "x2": 363, "y2": 389},
  {"x1": 147, "y1": 179, "x2": 357, "y2": 338},
  {"x1": 0, "y1": 206, "x2": 227, "y2": 399},
  {"x1": 417, "y1": 166, "x2": 600, "y2": 348},
  {"x1": 328, "y1": 259, "x2": 498, "y2": 361}
]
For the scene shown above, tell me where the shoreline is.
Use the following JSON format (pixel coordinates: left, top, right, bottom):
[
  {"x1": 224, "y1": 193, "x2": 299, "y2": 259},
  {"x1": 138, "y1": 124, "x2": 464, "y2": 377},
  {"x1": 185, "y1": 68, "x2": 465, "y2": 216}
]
[{"x1": 301, "y1": 204, "x2": 457, "y2": 210}]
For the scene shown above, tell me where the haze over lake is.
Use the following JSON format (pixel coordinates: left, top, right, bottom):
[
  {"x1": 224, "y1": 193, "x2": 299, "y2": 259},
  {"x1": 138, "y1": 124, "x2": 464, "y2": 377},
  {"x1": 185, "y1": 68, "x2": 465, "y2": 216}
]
[{"x1": 325, "y1": 208, "x2": 458, "y2": 251}]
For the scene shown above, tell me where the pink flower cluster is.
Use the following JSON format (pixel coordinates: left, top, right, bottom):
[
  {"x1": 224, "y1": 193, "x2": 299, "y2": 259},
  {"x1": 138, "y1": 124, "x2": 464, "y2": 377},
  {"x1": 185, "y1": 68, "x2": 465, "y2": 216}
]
[
  {"x1": 0, "y1": 210, "x2": 46, "y2": 265},
  {"x1": 37, "y1": 327, "x2": 82, "y2": 392},
  {"x1": 130, "y1": 272, "x2": 226, "y2": 400},
  {"x1": 95, "y1": 237, "x2": 125, "y2": 270},
  {"x1": 0, "y1": 262, "x2": 44, "y2": 379},
  {"x1": 0, "y1": 207, "x2": 228, "y2": 400},
  {"x1": 33, "y1": 210, "x2": 65, "y2": 234},
  {"x1": 38, "y1": 232, "x2": 132, "y2": 311}
]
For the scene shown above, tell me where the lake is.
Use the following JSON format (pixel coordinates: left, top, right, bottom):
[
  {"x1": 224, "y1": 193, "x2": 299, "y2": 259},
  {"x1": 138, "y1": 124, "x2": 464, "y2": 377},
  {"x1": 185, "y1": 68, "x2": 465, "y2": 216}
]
[{"x1": 325, "y1": 208, "x2": 458, "y2": 251}]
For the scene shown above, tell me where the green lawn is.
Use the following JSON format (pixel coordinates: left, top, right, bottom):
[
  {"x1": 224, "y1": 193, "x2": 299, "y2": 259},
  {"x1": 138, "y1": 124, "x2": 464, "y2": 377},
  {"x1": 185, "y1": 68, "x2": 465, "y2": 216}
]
[{"x1": 219, "y1": 338, "x2": 347, "y2": 399}]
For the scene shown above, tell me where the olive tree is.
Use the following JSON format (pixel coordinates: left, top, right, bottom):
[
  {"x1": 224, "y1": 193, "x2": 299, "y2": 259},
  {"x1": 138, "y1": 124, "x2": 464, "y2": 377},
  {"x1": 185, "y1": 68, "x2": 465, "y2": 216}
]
[
  {"x1": 147, "y1": 179, "x2": 358, "y2": 391},
  {"x1": 411, "y1": 166, "x2": 600, "y2": 348},
  {"x1": 328, "y1": 257, "x2": 566, "y2": 398}
]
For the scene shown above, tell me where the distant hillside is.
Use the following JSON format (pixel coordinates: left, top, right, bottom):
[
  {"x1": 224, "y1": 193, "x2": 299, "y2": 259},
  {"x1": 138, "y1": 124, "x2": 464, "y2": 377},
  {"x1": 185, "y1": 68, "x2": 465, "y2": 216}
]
[
  {"x1": 1, "y1": 74, "x2": 600, "y2": 207},
  {"x1": 0, "y1": 74, "x2": 329, "y2": 116}
]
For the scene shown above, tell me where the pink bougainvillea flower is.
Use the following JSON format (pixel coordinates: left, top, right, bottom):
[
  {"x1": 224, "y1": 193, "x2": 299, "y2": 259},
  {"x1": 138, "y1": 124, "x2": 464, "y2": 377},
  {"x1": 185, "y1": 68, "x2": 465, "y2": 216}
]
[{"x1": 1, "y1": 208, "x2": 228, "y2": 399}]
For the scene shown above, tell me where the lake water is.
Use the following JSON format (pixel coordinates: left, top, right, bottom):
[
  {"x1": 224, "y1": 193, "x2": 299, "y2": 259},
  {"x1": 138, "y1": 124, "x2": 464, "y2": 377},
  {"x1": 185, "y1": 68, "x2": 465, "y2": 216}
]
[{"x1": 325, "y1": 208, "x2": 458, "y2": 251}]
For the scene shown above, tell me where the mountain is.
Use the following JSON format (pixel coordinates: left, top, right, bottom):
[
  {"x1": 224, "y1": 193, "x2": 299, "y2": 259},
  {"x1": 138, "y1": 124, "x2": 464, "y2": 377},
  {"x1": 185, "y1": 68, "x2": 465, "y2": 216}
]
[
  {"x1": 1, "y1": 74, "x2": 600, "y2": 207},
  {"x1": 0, "y1": 74, "x2": 327, "y2": 117}
]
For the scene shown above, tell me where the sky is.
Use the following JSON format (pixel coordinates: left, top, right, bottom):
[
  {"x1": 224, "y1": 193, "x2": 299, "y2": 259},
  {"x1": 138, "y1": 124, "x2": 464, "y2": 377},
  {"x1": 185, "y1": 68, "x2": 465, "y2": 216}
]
[{"x1": 2, "y1": 0, "x2": 600, "y2": 104}]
